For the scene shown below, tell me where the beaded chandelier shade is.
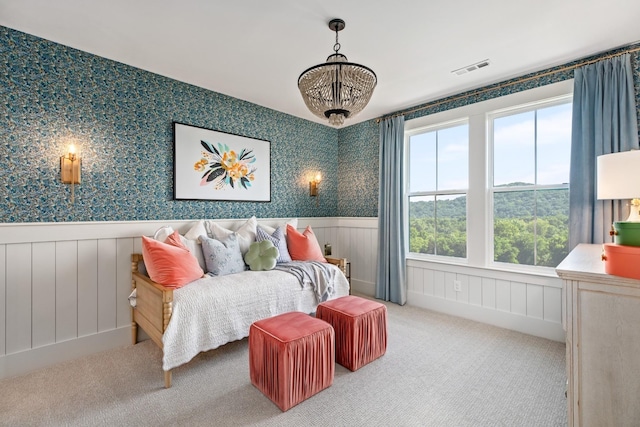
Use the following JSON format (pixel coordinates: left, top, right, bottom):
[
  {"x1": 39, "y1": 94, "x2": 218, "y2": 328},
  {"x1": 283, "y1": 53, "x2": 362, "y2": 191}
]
[{"x1": 298, "y1": 19, "x2": 377, "y2": 127}]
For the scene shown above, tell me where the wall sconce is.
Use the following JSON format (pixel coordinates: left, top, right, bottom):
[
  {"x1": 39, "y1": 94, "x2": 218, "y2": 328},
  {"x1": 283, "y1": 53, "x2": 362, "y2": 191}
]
[
  {"x1": 60, "y1": 144, "x2": 81, "y2": 203},
  {"x1": 309, "y1": 173, "x2": 322, "y2": 196},
  {"x1": 310, "y1": 173, "x2": 322, "y2": 207}
]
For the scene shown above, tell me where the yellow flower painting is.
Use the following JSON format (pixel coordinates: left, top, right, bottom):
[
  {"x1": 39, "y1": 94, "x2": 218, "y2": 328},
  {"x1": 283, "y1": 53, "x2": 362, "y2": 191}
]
[{"x1": 195, "y1": 140, "x2": 257, "y2": 190}]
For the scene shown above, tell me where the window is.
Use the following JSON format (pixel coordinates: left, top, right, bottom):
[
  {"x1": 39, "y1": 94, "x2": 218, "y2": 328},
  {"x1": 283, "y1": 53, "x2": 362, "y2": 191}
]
[
  {"x1": 407, "y1": 121, "x2": 469, "y2": 258},
  {"x1": 405, "y1": 80, "x2": 573, "y2": 272},
  {"x1": 490, "y1": 100, "x2": 571, "y2": 267}
]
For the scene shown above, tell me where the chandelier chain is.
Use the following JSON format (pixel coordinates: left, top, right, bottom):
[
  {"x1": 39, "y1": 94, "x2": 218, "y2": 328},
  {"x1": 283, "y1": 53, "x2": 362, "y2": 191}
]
[{"x1": 333, "y1": 29, "x2": 340, "y2": 54}]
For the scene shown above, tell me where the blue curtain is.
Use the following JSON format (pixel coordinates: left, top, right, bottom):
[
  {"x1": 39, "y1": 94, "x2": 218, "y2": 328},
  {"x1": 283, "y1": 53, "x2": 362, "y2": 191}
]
[
  {"x1": 376, "y1": 116, "x2": 406, "y2": 305},
  {"x1": 569, "y1": 53, "x2": 639, "y2": 248}
]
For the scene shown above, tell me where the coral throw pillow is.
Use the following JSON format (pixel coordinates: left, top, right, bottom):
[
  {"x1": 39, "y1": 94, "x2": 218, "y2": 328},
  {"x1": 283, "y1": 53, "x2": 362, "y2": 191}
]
[
  {"x1": 141, "y1": 233, "x2": 204, "y2": 288},
  {"x1": 286, "y1": 224, "x2": 326, "y2": 262},
  {"x1": 164, "y1": 229, "x2": 186, "y2": 248}
]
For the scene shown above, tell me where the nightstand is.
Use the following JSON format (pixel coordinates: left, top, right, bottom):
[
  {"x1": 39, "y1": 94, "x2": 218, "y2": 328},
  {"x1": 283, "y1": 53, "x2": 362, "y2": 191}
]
[{"x1": 325, "y1": 256, "x2": 351, "y2": 294}]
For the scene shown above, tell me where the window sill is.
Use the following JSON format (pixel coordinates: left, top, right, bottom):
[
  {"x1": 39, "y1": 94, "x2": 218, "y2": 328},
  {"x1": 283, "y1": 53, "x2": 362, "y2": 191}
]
[{"x1": 406, "y1": 253, "x2": 561, "y2": 281}]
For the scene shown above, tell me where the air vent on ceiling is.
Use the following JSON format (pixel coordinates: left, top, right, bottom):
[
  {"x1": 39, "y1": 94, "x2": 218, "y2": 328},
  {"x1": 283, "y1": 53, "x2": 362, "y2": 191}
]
[{"x1": 452, "y1": 59, "x2": 491, "y2": 76}]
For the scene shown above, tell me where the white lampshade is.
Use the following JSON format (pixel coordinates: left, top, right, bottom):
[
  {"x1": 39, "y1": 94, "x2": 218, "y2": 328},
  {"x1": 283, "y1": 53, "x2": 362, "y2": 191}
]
[
  {"x1": 597, "y1": 150, "x2": 640, "y2": 199},
  {"x1": 597, "y1": 150, "x2": 640, "y2": 222}
]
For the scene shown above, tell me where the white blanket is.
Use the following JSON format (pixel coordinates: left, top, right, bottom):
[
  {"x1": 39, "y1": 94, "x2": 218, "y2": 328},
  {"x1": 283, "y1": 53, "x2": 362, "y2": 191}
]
[{"x1": 161, "y1": 264, "x2": 350, "y2": 371}]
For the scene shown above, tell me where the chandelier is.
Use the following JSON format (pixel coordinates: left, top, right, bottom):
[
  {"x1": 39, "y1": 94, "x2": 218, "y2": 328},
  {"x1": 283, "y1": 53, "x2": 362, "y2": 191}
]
[{"x1": 298, "y1": 19, "x2": 377, "y2": 127}]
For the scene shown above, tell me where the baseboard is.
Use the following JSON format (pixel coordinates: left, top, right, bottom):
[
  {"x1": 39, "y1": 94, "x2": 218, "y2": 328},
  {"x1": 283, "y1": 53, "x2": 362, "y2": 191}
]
[
  {"x1": 352, "y1": 278, "x2": 375, "y2": 297},
  {"x1": 407, "y1": 291, "x2": 565, "y2": 342},
  {"x1": 0, "y1": 326, "x2": 131, "y2": 380}
]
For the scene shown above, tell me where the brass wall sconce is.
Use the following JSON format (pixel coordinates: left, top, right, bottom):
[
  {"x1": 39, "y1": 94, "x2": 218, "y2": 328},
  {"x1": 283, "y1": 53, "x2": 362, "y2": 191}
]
[
  {"x1": 61, "y1": 144, "x2": 81, "y2": 203},
  {"x1": 309, "y1": 173, "x2": 322, "y2": 196},
  {"x1": 310, "y1": 173, "x2": 322, "y2": 206}
]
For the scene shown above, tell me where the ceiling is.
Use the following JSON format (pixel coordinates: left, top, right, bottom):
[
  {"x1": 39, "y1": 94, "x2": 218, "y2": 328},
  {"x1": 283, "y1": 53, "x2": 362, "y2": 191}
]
[{"x1": 1, "y1": 0, "x2": 640, "y2": 127}]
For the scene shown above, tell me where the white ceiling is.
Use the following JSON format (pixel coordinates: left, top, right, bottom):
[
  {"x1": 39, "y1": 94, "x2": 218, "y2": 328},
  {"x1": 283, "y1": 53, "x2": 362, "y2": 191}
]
[{"x1": 1, "y1": 0, "x2": 640, "y2": 127}]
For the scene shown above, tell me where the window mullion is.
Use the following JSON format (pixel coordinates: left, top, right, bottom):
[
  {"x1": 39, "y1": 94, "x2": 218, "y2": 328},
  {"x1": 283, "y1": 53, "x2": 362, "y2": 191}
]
[
  {"x1": 434, "y1": 132, "x2": 439, "y2": 256},
  {"x1": 534, "y1": 109, "x2": 538, "y2": 265}
]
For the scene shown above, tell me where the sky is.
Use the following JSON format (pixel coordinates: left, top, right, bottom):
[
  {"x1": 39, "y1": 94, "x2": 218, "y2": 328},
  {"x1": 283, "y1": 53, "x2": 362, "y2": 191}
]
[
  {"x1": 408, "y1": 101, "x2": 572, "y2": 195},
  {"x1": 493, "y1": 102, "x2": 572, "y2": 187},
  {"x1": 409, "y1": 123, "x2": 469, "y2": 193}
]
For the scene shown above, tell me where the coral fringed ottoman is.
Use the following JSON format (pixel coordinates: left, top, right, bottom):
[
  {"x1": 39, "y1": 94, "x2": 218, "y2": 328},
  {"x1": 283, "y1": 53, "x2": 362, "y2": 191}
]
[
  {"x1": 249, "y1": 311, "x2": 334, "y2": 411},
  {"x1": 316, "y1": 295, "x2": 387, "y2": 371}
]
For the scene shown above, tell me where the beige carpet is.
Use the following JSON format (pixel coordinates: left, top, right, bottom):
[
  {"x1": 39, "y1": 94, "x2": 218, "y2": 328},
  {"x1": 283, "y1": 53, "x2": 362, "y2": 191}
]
[{"x1": 0, "y1": 302, "x2": 567, "y2": 426}]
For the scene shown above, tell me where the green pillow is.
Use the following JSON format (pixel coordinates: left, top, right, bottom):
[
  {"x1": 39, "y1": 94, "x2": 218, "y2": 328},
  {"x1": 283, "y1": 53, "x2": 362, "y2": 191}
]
[{"x1": 244, "y1": 240, "x2": 280, "y2": 271}]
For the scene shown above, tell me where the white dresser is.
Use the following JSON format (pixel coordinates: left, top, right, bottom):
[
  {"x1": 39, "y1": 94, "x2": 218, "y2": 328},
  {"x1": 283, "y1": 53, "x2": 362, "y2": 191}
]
[{"x1": 556, "y1": 244, "x2": 640, "y2": 426}]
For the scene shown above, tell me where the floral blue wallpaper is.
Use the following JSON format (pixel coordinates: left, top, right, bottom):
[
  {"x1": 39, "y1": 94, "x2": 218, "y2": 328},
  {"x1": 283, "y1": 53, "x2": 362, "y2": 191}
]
[
  {"x1": 336, "y1": 47, "x2": 640, "y2": 217},
  {"x1": 3, "y1": 24, "x2": 638, "y2": 223},
  {"x1": 337, "y1": 120, "x2": 379, "y2": 217},
  {"x1": 0, "y1": 26, "x2": 338, "y2": 222}
]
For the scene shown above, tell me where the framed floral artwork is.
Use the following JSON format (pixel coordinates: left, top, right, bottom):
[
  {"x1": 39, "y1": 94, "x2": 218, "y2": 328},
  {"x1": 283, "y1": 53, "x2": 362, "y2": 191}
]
[{"x1": 173, "y1": 122, "x2": 271, "y2": 202}]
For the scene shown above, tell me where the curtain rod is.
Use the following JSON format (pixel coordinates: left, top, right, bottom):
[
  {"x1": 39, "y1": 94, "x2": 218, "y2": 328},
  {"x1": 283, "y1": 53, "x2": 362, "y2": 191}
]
[{"x1": 376, "y1": 45, "x2": 640, "y2": 123}]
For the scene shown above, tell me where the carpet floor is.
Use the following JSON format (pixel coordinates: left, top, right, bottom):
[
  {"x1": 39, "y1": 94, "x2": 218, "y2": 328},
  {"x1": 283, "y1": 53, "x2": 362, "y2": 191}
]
[{"x1": 0, "y1": 301, "x2": 567, "y2": 426}]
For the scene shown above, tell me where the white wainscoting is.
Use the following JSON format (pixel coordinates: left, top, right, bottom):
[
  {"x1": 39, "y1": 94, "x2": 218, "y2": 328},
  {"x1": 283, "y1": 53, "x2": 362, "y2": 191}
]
[
  {"x1": 0, "y1": 216, "x2": 563, "y2": 380},
  {"x1": 312, "y1": 217, "x2": 379, "y2": 297},
  {"x1": 0, "y1": 217, "x2": 340, "y2": 380},
  {"x1": 406, "y1": 260, "x2": 564, "y2": 342},
  {"x1": 326, "y1": 218, "x2": 564, "y2": 342}
]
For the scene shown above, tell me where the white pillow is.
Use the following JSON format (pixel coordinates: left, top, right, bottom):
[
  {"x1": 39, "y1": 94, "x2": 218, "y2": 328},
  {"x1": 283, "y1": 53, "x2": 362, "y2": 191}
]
[
  {"x1": 207, "y1": 216, "x2": 257, "y2": 255},
  {"x1": 260, "y1": 218, "x2": 298, "y2": 235},
  {"x1": 151, "y1": 225, "x2": 206, "y2": 271},
  {"x1": 184, "y1": 220, "x2": 208, "y2": 241},
  {"x1": 153, "y1": 226, "x2": 174, "y2": 242},
  {"x1": 180, "y1": 238, "x2": 206, "y2": 272}
]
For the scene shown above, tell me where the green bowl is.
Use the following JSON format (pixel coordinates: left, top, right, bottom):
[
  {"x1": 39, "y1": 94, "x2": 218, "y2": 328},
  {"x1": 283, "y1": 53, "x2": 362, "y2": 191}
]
[{"x1": 612, "y1": 221, "x2": 640, "y2": 246}]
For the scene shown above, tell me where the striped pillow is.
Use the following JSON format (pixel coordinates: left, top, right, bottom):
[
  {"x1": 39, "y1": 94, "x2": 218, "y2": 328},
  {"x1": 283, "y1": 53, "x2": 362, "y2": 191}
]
[{"x1": 255, "y1": 226, "x2": 292, "y2": 263}]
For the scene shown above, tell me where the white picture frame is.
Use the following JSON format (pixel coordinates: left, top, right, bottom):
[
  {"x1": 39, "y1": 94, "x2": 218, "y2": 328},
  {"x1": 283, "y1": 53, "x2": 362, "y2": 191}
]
[{"x1": 173, "y1": 122, "x2": 271, "y2": 202}]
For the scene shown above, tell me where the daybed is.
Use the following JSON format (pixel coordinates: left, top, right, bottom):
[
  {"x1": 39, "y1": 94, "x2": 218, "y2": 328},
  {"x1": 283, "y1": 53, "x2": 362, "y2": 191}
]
[{"x1": 130, "y1": 218, "x2": 350, "y2": 388}]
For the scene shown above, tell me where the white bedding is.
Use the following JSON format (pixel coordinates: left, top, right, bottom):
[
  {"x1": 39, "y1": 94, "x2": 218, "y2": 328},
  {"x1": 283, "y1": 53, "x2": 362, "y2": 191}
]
[{"x1": 161, "y1": 264, "x2": 350, "y2": 371}]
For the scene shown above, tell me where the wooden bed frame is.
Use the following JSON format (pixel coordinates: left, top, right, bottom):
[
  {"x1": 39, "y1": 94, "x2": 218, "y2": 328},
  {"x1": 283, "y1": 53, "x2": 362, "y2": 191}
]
[{"x1": 130, "y1": 253, "x2": 349, "y2": 388}]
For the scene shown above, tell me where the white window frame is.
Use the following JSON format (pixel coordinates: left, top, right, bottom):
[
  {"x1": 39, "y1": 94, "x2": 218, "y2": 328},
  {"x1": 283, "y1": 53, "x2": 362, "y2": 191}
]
[
  {"x1": 404, "y1": 79, "x2": 573, "y2": 276},
  {"x1": 405, "y1": 119, "x2": 470, "y2": 262},
  {"x1": 487, "y1": 95, "x2": 573, "y2": 272}
]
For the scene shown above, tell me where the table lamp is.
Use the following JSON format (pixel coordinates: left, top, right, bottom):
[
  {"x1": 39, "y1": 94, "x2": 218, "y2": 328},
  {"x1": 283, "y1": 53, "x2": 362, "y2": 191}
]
[{"x1": 597, "y1": 150, "x2": 640, "y2": 222}]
